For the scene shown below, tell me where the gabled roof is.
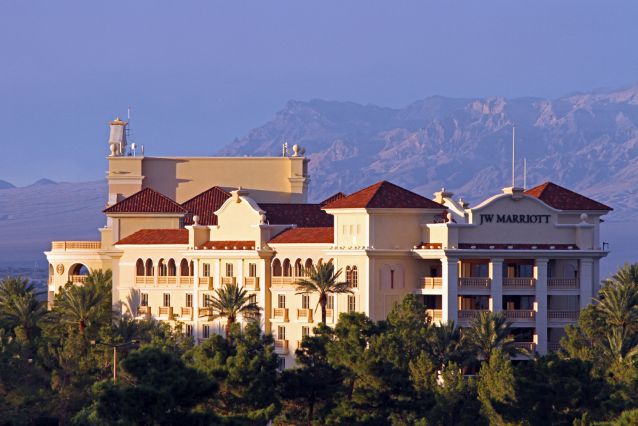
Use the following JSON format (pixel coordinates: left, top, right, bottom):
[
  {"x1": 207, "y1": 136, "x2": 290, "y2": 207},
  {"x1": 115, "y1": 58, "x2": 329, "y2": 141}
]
[
  {"x1": 115, "y1": 229, "x2": 189, "y2": 245},
  {"x1": 104, "y1": 188, "x2": 187, "y2": 214},
  {"x1": 320, "y1": 192, "x2": 347, "y2": 206},
  {"x1": 181, "y1": 186, "x2": 231, "y2": 226},
  {"x1": 258, "y1": 203, "x2": 333, "y2": 227},
  {"x1": 269, "y1": 227, "x2": 334, "y2": 244},
  {"x1": 525, "y1": 182, "x2": 612, "y2": 211},
  {"x1": 322, "y1": 181, "x2": 445, "y2": 210}
]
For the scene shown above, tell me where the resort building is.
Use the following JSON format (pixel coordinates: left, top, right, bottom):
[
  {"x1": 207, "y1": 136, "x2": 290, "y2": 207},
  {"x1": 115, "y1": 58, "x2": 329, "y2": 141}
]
[{"x1": 45, "y1": 118, "x2": 612, "y2": 367}]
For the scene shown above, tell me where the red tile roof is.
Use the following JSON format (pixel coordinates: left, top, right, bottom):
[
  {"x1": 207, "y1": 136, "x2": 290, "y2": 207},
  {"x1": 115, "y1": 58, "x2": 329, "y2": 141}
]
[
  {"x1": 322, "y1": 181, "x2": 445, "y2": 209},
  {"x1": 269, "y1": 227, "x2": 334, "y2": 244},
  {"x1": 258, "y1": 203, "x2": 333, "y2": 227},
  {"x1": 457, "y1": 243, "x2": 579, "y2": 250},
  {"x1": 181, "y1": 186, "x2": 231, "y2": 226},
  {"x1": 199, "y1": 240, "x2": 255, "y2": 250},
  {"x1": 525, "y1": 182, "x2": 612, "y2": 211},
  {"x1": 104, "y1": 188, "x2": 187, "y2": 214},
  {"x1": 115, "y1": 229, "x2": 189, "y2": 245},
  {"x1": 320, "y1": 192, "x2": 347, "y2": 206}
]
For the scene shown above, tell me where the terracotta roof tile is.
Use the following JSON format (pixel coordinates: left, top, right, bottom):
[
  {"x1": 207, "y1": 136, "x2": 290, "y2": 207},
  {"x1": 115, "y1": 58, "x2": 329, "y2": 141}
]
[
  {"x1": 525, "y1": 182, "x2": 612, "y2": 211},
  {"x1": 269, "y1": 227, "x2": 334, "y2": 244},
  {"x1": 258, "y1": 203, "x2": 333, "y2": 227},
  {"x1": 320, "y1": 192, "x2": 347, "y2": 206},
  {"x1": 104, "y1": 188, "x2": 187, "y2": 214},
  {"x1": 322, "y1": 181, "x2": 445, "y2": 209},
  {"x1": 199, "y1": 240, "x2": 255, "y2": 250},
  {"x1": 181, "y1": 186, "x2": 231, "y2": 226},
  {"x1": 115, "y1": 229, "x2": 189, "y2": 245}
]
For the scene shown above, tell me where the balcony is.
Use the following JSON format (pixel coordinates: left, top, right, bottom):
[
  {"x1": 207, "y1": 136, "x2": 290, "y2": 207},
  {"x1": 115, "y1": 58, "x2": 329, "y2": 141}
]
[
  {"x1": 514, "y1": 342, "x2": 536, "y2": 352},
  {"x1": 296, "y1": 308, "x2": 313, "y2": 323},
  {"x1": 421, "y1": 277, "x2": 443, "y2": 289},
  {"x1": 548, "y1": 342, "x2": 562, "y2": 352},
  {"x1": 137, "y1": 305, "x2": 151, "y2": 317},
  {"x1": 548, "y1": 310, "x2": 579, "y2": 321},
  {"x1": 198, "y1": 307, "x2": 214, "y2": 318},
  {"x1": 221, "y1": 276, "x2": 236, "y2": 286},
  {"x1": 505, "y1": 310, "x2": 536, "y2": 322},
  {"x1": 548, "y1": 278, "x2": 578, "y2": 289},
  {"x1": 179, "y1": 276, "x2": 194, "y2": 286},
  {"x1": 272, "y1": 276, "x2": 297, "y2": 287},
  {"x1": 180, "y1": 307, "x2": 193, "y2": 320},
  {"x1": 326, "y1": 308, "x2": 334, "y2": 322},
  {"x1": 274, "y1": 339, "x2": 289, "y2": 354},
  {"x1": 198, "y1": 277, "x2": 214, "y2": 290},
  {"x1": 458, "y1": 277, "x2": 491, "y2": 289},
  {"x1": 273, "y1": 308, "x2": 289, "y2": 322},
  {"x1": 135, "y1": 276, "x2": 155, "y2": 285},
  {"x1": 426, "y1": 309, "x2": 442, "y2": 322},
  {"x1": 158, "y1": 306, "x2": 173, "y2": 319},
  {"x1": 458, "y1": 309, "x2": 488, "y2": 320},
  {"x1": 51, "y1": 241, "x2": 101, "y2": 251},
  {"x1": 69, "y1": 275, "x2": 88, "y2": 284},
  {"x1": 157, "y1": 276, "x2": 168, "y2": 285},
  {"x1": 503, "y1": 277, "x2": 535, "y2": 289},
  {"x1": 244, "y1": 276, "x2": 260, "y2": 291}
]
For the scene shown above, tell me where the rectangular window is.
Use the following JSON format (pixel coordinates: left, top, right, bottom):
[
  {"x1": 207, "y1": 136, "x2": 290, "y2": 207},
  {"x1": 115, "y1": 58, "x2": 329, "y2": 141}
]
[
  {"x1": 163, "y1": 293, "x2": 170, "y2": 307},
  {"x1": 347, "y1": 295, "x2": 356, "y2": 313},
  {"x1": 327, "y1": 295, "x2": 334, "y2": 310},
  {"x1": 185, "y1": 293, "x2": 193, "y2": 308},
  {"x1": 277, "y1": 356, "x2": 286, "y2": 370},
  {"x1": 203, "y1": 294, "x2": 212, "y2": 307},
  {"x1": 248, "y1": 294, "x2": 257, "y2": 305},
  {"x1": 302, "y1": 295, "x2": 310, "y2": 309},
  {"x1": 277, "y1": 325, "x2": 286, "y2": 340},
  {"x1": 302, "y1": 326, "x2": 310, "y2": 338},
  {"x1": 185, "y1": 324, "x2": 193, "y2": 337},
  {"x1": 202, "y1": 263, "x2": 211, "y2": 277},
  {"x1": 141, "y1": 293, "x2": 148, "y2": 306},
  {"x1": 278, "y1": 294, "x2": 286, "y2": 309},
  {"x1": 225, "y1": 263, "x2": 234, "y2": 277},
  {"x1": 249, "y1": 263, "x2": 257, "y2": 277},
  {"x1": 202, "y1": 324, "x2": 210, "y2": 339}
]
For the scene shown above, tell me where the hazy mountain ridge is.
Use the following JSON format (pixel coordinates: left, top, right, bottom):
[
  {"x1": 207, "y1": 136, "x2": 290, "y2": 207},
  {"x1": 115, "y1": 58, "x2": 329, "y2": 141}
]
[{"x1": 219, "y1": 85, "x2": 638, "y2": 218}]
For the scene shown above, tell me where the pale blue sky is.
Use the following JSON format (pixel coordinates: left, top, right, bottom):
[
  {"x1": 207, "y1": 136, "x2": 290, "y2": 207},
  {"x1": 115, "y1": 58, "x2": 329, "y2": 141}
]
[{"x1": 1, "y1": 0, "x2": 637, "y2": 185}]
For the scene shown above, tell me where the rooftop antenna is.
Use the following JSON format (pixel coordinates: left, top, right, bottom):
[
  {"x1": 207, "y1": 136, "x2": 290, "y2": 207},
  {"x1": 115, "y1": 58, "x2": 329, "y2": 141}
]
[
  {"x1": 282, "y1": 142, "x2": 288, "y2": 157},
  {"x1": 511, "y1": 126, "x2": 516, "y2": 187},
  {"x1": 126, "y1": 106, "x2": 134, "y2": 156}
]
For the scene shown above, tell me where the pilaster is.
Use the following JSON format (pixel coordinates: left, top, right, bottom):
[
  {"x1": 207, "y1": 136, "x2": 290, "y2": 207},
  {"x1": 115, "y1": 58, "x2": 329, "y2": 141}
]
[
  {"x1": 442, "y1": 257, "x2": 459, "y2": 324},
  {"x1": 489, "y1": 258, "x2": 503, "y2": 312},
  {"x1": 580, "y1": 258, "x2": 594, "y2": 309},
  {"x1": 534, "y1": 258, "x2": 548, "y2": 355}
]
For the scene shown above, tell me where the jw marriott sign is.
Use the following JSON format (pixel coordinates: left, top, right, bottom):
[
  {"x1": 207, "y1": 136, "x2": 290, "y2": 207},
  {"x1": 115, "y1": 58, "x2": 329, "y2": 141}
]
[{"x1": 479, "y1": 213, "x2": 551, "y2": 225}]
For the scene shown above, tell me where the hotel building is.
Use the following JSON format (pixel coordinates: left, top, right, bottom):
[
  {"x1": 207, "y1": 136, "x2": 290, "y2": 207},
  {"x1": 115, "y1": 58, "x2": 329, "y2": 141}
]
[{"x1": 45, "y1": 119, "x2": 612, "y2": 366}]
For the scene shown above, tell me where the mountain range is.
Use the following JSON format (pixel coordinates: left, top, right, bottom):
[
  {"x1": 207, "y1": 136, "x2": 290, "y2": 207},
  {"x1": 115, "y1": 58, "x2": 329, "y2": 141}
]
[{"x1": 2, "y1": 84, "x2": 637, "y2": 276}]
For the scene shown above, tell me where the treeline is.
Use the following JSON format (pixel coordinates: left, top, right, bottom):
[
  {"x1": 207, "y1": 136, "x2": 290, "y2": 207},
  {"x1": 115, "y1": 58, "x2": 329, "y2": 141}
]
[{"x1": 1, "y1": 265, "x2": 638, "y2": 425}]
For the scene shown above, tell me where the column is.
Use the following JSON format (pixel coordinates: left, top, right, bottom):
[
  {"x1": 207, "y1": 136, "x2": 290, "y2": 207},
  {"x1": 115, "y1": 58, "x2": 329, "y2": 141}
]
[
  {"x1": 259, "y1": 259, "x2": 269, "y2": 334},
  {"x1": 580, "y1": 259, "x2": 594, "y2": 309},
  {"x1": 237, "y1": 258, "x2": 244, "y2": 288},
  {"x1": 193, "y1": 258, "x2": 200, "y2": 340},
  {"x1": 489, "y1": 258, "x2": 503, "y2": 313},
  {"x1": 214, "y1": 258, "x2": 221, "y2": 288},
  {"x1": 442, "y1": 257, "x2": 458, "y2": 324},
  {"x1": 534, "y1": 258, "x2": 548, "y2": 355}
]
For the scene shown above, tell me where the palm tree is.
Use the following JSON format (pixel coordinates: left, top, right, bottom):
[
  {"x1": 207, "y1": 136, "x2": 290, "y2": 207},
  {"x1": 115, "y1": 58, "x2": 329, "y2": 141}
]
[
  {"x1": 0, "y1": 276, "x2": 42, "y2": 306},
  {"x1": 55, "y1": 283, "x2": 106, "y2": 334},
  {"x1": 207, "y1": 282, "x2": 260, "y2": 342},
  {"x1": 0, "y1": 291, "x2": 47, "y2": 341},
  {"x1": 463, "y1": 311, "x2": 518, "y2": 362},
  {"x1": 597, "y1": 263, "x2": 638, "y2": 332},
  {"x1": 426, "y1": 321, "x2": 470, "y2": 370},
  {"x1": 295, "y1": 262, "x2": 352, "y2": 324}
]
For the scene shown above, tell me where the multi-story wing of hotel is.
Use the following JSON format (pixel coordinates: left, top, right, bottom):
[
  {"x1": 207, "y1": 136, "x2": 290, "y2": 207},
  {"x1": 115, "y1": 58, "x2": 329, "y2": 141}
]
[{"x1": 45, "y1": 118, "x2": 612, "y2": 367}]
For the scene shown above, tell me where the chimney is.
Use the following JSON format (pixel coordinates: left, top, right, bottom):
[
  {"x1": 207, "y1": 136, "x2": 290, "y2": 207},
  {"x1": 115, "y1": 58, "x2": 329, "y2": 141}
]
[{"x1": 108, "y1": 117, "x2": 128, "y2": 157}]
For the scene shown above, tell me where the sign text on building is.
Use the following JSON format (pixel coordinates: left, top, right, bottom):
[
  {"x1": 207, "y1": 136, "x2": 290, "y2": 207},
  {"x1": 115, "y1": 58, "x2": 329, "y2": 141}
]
[{"x1": 479, "y1": 214, "x2": 551, "y2": 225}]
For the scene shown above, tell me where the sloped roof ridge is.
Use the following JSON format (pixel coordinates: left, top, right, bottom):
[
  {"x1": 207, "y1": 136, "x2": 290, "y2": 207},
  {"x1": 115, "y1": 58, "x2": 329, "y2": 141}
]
[
  {"x1": 323, "y1": 180, "x2": 445, "y2": 209},
  {"x1": 181, "y1": 185, "x2": 230, "y2": 205},
  {"x1": 104, "y1": 188, "x2": 187, "y2": 214},
  {"x1": 525, "y1": 181, "x2": 612, "y2": 211}
]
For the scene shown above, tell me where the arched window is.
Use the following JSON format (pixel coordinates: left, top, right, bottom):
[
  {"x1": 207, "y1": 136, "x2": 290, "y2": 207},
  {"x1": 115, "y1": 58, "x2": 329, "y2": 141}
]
[
  {"x1": 167, "y1": 259, "x2": 176, "y2": 276},
  {"x1": 282, "y1": 259, "x2": 292, "y2": 277},
  {"x1": 272, "y1": 259, "x2": 282, "y2": 276},
  {"x1": 190, "y1": 261, "x2": 194, "y2": 276},
  {"x1": 158, "y1": 259, "x2": 167, "y2": 277},
  {"x1": 294, "y1": 259, "x2": 303, "y2": 277},
  {"x1": 180, "y1": 259, "x2": 190, "y2": 276},
  {"x1": 136, "y1": 259, "x2": 144, "y2": 276},
  {"x1": 145, "y1": 259, "x2": 154, "y2": 276},
  {"x1": 304, "y1": 258, "x2": 313, "y2": 276}
]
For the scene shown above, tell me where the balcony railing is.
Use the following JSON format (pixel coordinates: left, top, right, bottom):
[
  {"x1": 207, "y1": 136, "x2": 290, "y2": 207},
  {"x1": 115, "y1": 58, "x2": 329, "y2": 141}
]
[
  {"x1": 157, "y1": 276, "x2": 168, "y2": 284},
  {"x1": 158, "y1": 306, "x2": 173, "y2": 318},
  {"x1": 137, "y1": 306, "x2": 151, "y2": 317},
  {"x1": 503, "y1": 277, "x2": 536, "y2": 289},
  {"x1": 244, "y1": 276, "x2": 260, "y2": 291},
  {"x1": 198, "y1": 307, "x2": 214, "y2": 318},
  {"x1": 273, "y1": 308, "x2": 289, "y2": 322},
  {"x1": 458, "y1": 309, "x2": 488, "y2": 320},
  {"x1": 514, "y1": 342, "x2": 536, "y2": 352},
  {"x1": 548, "y1": 310, "x2": 579, "y2": 321},
  {"x1": 69, "y1": 275, "x2": 87, "y2": 284},
  {"x1": 51, "y1": 241, "x2": 101, "y2": 251},
  {"x1": 274, "y1": 339, "x2": 289, "y2": 354},
  {"x1": 426, "y1": 309, "x2": 442, "y2": 322},
  {"x1": 221, "y1": 276, "x2": 236, "y2": 286},
  {"x1": 458, "y1": 277, "x2": 491, "y2": 289},
  {"x1": 421, "y1": 277, "x2": 443, "y2": 289},
  {"x1": 272, "y1": 276, "x2": 297, "y2": 286},
  {"x1": 326, "y1": 308, "x2": 334, "y2": 321},
  {"x1": 198, "y1": 277, "x2": 214, "y2": 290},
  {"x1": 548, "y1": 278, "x2": 579, "y2": 289},
  {"x1": 548, "y1": 342, "x2": 562, "y2": 352},
  {"x1": 505, "y1": 310, "x2": 536, "y2": 321},
  {"x1": 135, "y1": 276, "x2": 155, "y2": 285},
  {"x1": 296, "y1": 308, "x2": 313, "y2": 323},
  {"x1": 180, "y1": 307, "x2": 193, "y2": 320},
  {"x1": 179, "y1": 276, "x2": 194, "y2": 285}
]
